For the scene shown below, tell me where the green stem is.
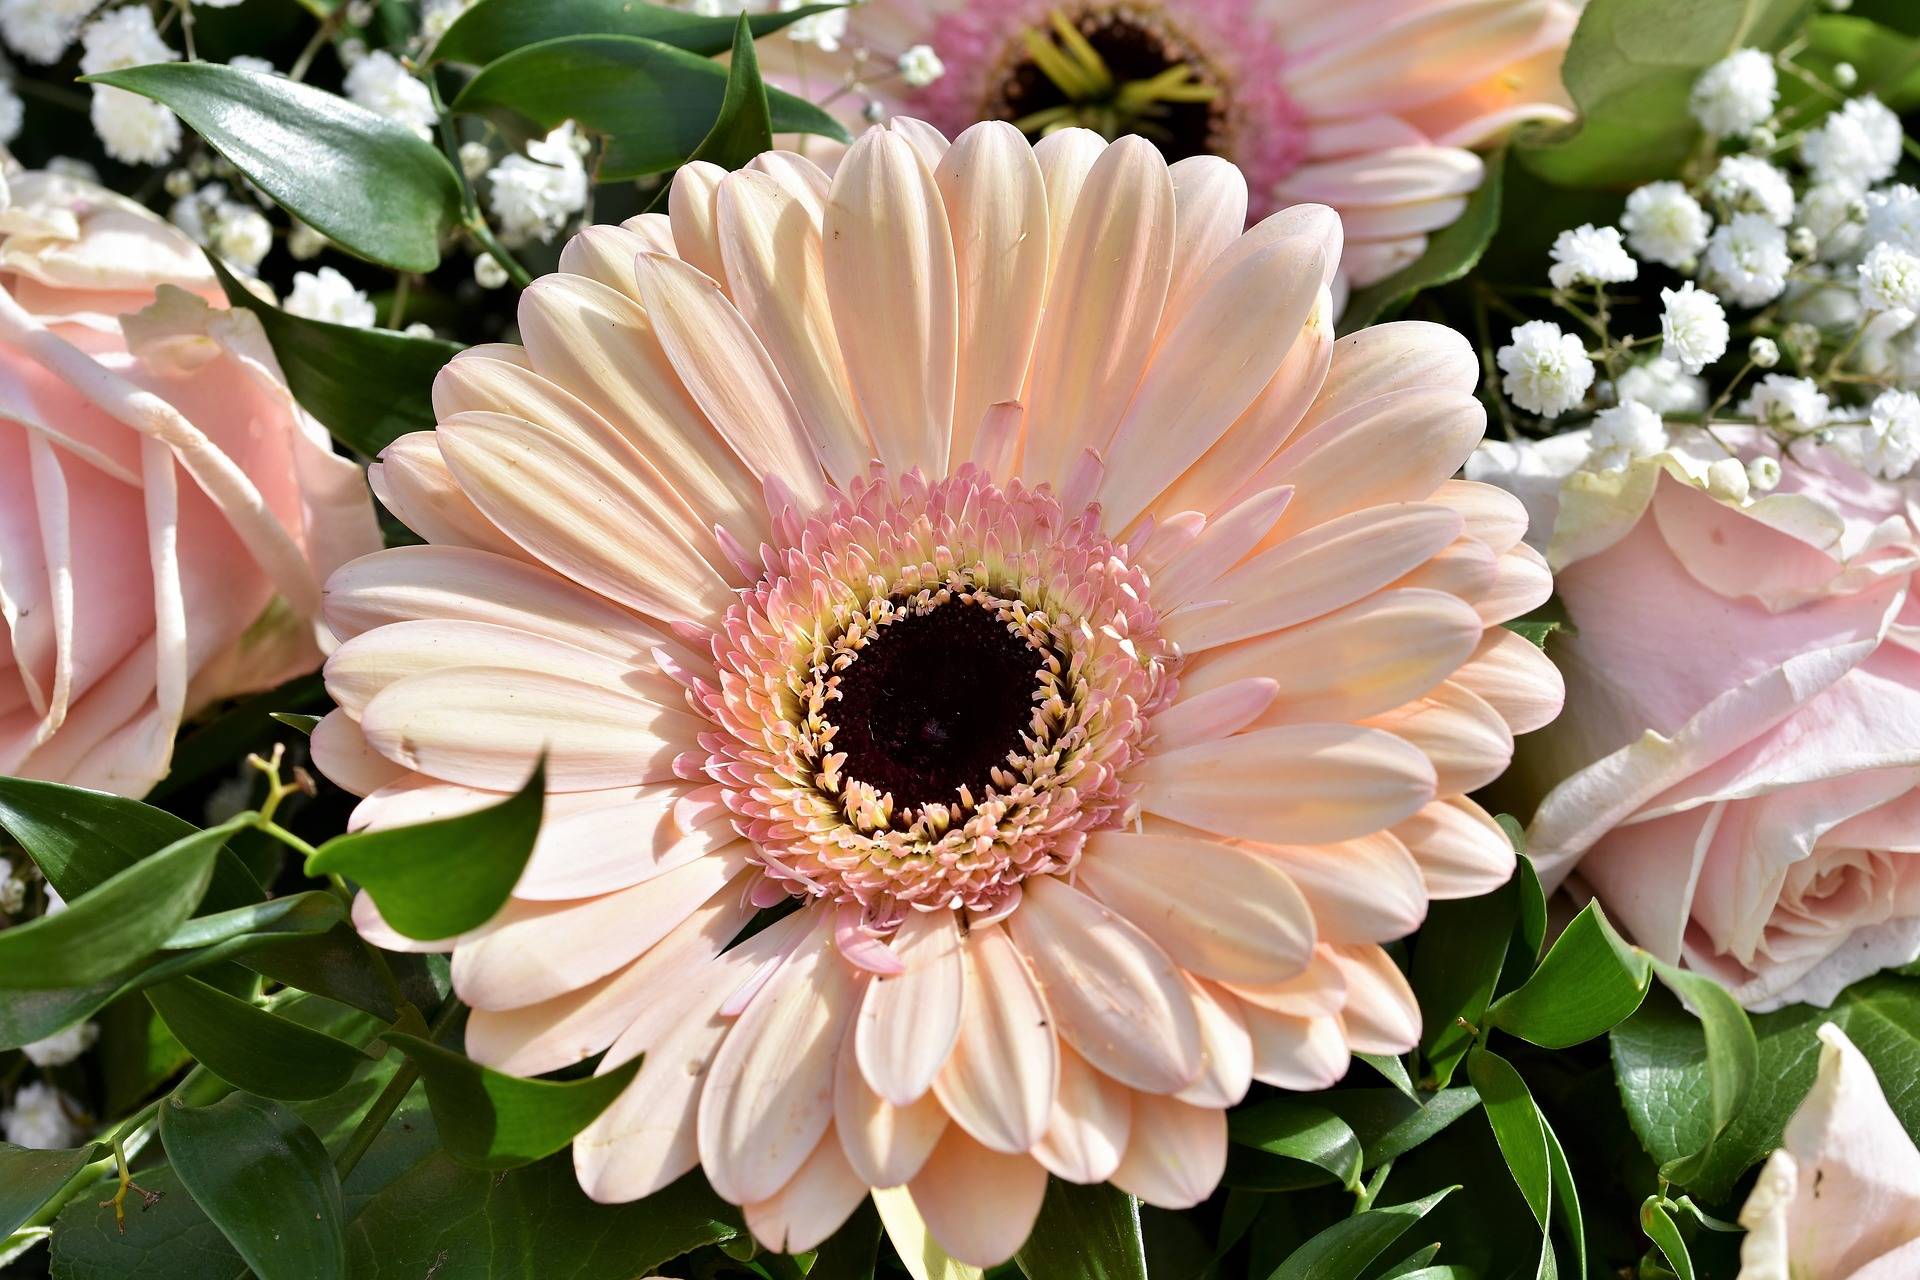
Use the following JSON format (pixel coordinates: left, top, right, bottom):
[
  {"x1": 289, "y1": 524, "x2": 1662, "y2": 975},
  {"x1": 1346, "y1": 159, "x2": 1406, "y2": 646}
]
[{"x1": 332, "y1": 997, "x2": 466, "y2": 1181}]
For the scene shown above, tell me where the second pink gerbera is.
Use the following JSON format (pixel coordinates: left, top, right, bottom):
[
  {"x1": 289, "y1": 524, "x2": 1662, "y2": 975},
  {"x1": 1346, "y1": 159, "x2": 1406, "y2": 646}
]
[{"x1": 312, "y1": 121, "x2": 1561, "y2": 1265}]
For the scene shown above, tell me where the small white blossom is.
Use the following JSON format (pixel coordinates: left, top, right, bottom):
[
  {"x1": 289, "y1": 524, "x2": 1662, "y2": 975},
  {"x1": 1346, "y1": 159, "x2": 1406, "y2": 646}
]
[
  {"x1": 1748, "y1": 455, "x2": 1782, "y2": 491},
  {"x1": 1548, "y1": 223, "x2": 1638, "y2": 290},
  {"x1": 1797, "y1": 180, "x2": 1865, "y2": 261},
  {"x1": 1587, "y1": 400, "x2": 1668, "y2": 471},
  {"x1": 1858, "y1": 242, "x2": 1920, "y2": 314},
  {"x1": 23, "y1": 1022, "x2": 99, "y2": 1068},
  {"x1": 196, "y1": 0, "x2": 248, "y2": 8},
  {"x1": 0, "y1": 79, "x2": 20, "y2": 146},
  {"x1": 286, "y1": 267, "x2": 376, "y2": 328},
  {"x1": 1704, "y1": 213, "x2": 1791, "y2": 307},
  {"x1": 1705, "y1": 457, "x2": 1752, "y2": 503},
  {"x1": 287, "y1": 220, "x2": 327, "y2": 260},
  {"x1": 420, "y1": 0, "x2": 476, "y2": 42},
  {"x1": 1, "y1": 1082, "x2": 81, "y2": 1150},
  {"x1": 897, "y1": 44, "x2": 945, "y2": 88},
  {"x1": 227, "y1": 54, "x2": 276, "y2": 76},
  {"x1": 1866, "y1": 184, "x2": 1920, "y2": 254},
  {"x1": 779, "y1": 0, "x2": 848, "y2": 50},
  {"x1": 345, "y1": 50, "x2": 435, "y2": 140},
  {"x1": 1622, "y1": 182, "x2": 1711, "y2": 268},
  {"x1": 1749, "y1": 336, "x2": 1781, "y2": 368},
  {"x1": 346, "y1": 0, "x2": 374, "y2": 24},
  {"x1": 1497, "y1": 320, "x2": 1594, "y2": 418},
  {"x1": 1660, "y1": 282, "x2": 1730, "y2": 373},
  {"x1": 1800, "y1": 96, "x2": 1903, "y2": 187},
  {"x1": 80, "y1": 7, "x2": 182, "y2": 165},
  {"x1": 1862, "y1": 389, "x2": 1920, "y2": 479},
  {"x1": 1614, "y1": 357, "x2": 1707, "y2": 415},
  {"x1": 1834, "y1": 62, "x2": 1859, "y2": 90},
  {"x1": 1706, "y1": 155, "x2": 1795, "y2": 225},
  {"x1": 1691, "y1": 48, "x2": 1777, "y2": 139},
  {"x1": 403, "y1": 321, "x2": 436, "y2": 338},
  {"x1": 458, "y1": 140, "x2": 492, "y2": 180},
  {"x1": 0, "y1": 0, "x2": 96, "y2": 64},
  {"x1": 473, "y1": 253, "x2": 509, "y2": 289},
  {"x1": 1742, "y1": 373, "x2": 1831, "y2": 433},
  {"x1": 486, "y1": 122, "x2": 588, "y2": 246},
  {"x1": 215, "y1": 203, "x2": 273, "y2": 272}
]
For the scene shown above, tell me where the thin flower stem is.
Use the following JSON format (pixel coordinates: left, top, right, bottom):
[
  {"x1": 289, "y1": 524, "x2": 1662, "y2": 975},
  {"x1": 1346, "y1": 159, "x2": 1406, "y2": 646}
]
[
  {"x1": 332, "y1": 997, "x2": 466, "y2": 1180},
  {"x1": 464, "y1": 214, "x2": 533, "y2": 289},
  {"x1": 421, "y1": 73, "x2": 534, "y2": 288}
]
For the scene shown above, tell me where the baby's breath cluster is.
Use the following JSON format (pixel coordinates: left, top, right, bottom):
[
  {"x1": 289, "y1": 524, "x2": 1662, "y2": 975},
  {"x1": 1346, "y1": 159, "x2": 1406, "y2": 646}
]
[{"x1": 1494, "y1": 41, "x2": 1920, "y2": 496}]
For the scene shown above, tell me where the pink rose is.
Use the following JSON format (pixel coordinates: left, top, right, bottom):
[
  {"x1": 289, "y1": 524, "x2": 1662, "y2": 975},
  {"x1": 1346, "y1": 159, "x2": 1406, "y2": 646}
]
[
  {"x1": 0, "y1": 170, "x2": 378, "y2": 796},
  {"x1": 1472, "y1": 433, "x2": 1920, "y2": 1010},
  {"x1": 1738, "y1": 1023, "x2": 1920, "y2": 1278}
]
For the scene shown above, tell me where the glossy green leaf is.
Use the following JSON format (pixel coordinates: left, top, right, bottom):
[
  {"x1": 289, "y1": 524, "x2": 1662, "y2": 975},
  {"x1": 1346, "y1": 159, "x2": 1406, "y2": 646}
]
[
  {"x1": 383, "y1": 1033, "x2": 638, "y2": 1169},
  {"x1": 1486, "y1": 902, "x2": 1651, "y2": 1048},
  {"x1": 82, "y1": 63, "x2": 462, "y2": 271},
  {"x1": 1640, "y1": 1199, "x2": 1695, "y2": 1280},
  {"x1": 432, "y1": 0, "x2": 845, "y2": 64},
  {"x1": 1341, "y1": 149, "x2": 1505, "y2": 332},
  {"x1": 1227, "y1": 1099, "x2": 1364, "y2": 1191},
  {"x1": 451, "y1": 35, "x2": 849, "y2": 181},
  {"x1": 1505, "y1": 597, "x2": 1573, "y2": 651},
  {"x1": 810, "y1": 1200, "x2": 883, "y2": 1280},
  {"x1": 161, "y1": 891, "x2": 345, "y2": 952},
  {"x1": 1511, "y1": 851, "x2": 1549, "y2": 976},
  {"x1": 1358, "y1": 1051, "x2": 1418, "y2": 1099},
  {"x1": 1, "y1": 1142, "x2": 100, "y2": 1239},
  {"x1": 0, "y1": 818, "x2": 247, "y2": 989},
  {"x1": 145, "y1": 978, "x2": 369, "y2": 1101},
  {"x1": 47, "y1": 1164, "x2": 239, "y2": 1279},
  {"x1": 1519, "y1": 0, "x2": 1813, "y2": 187},
  {"x1": 1467, "y1": 1048, "x2": 1550, "y2": 1227},
  {"x1": 1414, "y1": 875, "x2": 1517, "y2": 1089},
  {"x1": 270, "y1": 713, "x2": 323, "y2": 734},
  {"x1": 1266, "y1": 1187, "x2": 1456, "y2": 1280},
  {"x1": 1014, "y1": 1180, "x2": 1148, "y2": 1280},
  {"x1": 683, "y1": 14, "x2": 773, "y2": 171},
  {"x1": 1543, "y1": 1108, "x2": 1585, "y2": 1280},
  {"x1": 1650, "y1": 960, "x2": 1758, "y2": 1187},
  {"x1": 161, "y1": 1093, "x2": 346, "y2": 1280},
  {"x1": 307, "y1": 759, "x2": 544, "y2": 940},
  {"x1": 212, "y1": 256, "x2": 463, "y2": 457},
  {"x1": 1319, "y1": 1087, "x2": 1484, "y2": 1170}
]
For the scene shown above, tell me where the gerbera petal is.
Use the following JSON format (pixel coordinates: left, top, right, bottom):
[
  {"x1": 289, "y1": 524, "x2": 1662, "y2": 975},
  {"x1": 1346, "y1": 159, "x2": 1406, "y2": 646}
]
[
  {"x1": 699, "y1": 910, "x2": 866, "y2": 1205},
  {"x1": 1135, "y1": 724, "x2": 1437, "y2": 845},
  {"x1": 1364, "y1": 681, "x2": 1513, "y2": 795},
  {"x1": 1031, "y1": 127, "x2": 1107, "y2": 272},
  {"x1": 908, "y1": 1128, "x2": 1049, "y2": 1269},
  {"x1": 516, "y1": 784, "x2": 732, "y2": 900},
  {"x1": 1079, "y1": 830, "x2": 1315, "y2": 984},
  {"x1": 858, "y1": 907, "x2": 967, "y2": 1105},
  {"x1": 367, "y1": 431, "x2": 525, "y2": 560},
  {"x1": 1006, "y1": 875, "x2": 1202, "y2": 1094},
  {"x1": 932, "y1": 923, "x2": 1057, "y2": 1154},
  {"x1": 1165, "y1": 155, "x2": 1249, "y2": 322},
  {"x1": 1452, "y1": 627, "x2": 1565, "y2": 735},
  {"x1": 667, "y1": 160, "x2": 727, "y2": 285},
  {"x1": 1109, "y1": 1094, "x2": 1226, "y2": 1210},
  {"x1": 308, "y1": 708, "x2": 404, "y2": 798},
  {"x1": 1433, "y1": 477, "x2": 1529, "y2": 555},
  {"x1": 1150, "y1": 677, "x2": 1280, "y2": 751},
  {"x1": 1393, "y1": 796, "x2": 1518, "y2": 899},
  {"x1": 1175, "y1": 978, "x2": 1254, "y2": 1109},
  {"x1": 1475, "y1": 543, "x2": 1555, "y2": 625},
  {"x1": 836, "y1": 1036, "x2": 949, "y2": 1187},
  {"x1": 1329, "y1": 943, "x2": 1421, "y2": 1055},
  {"x1": 556, "y1": 224, "x2": 653, "y2": 302},
  {"x1": 743, "y1": 1127, "x2": 870, "y2": 1254},
  {"x1": 1033, "y1": 1043, "x2": 1132, "y2": 1184},
  {"x1": 1240, "y1": 1003, "x2": 1351, "y2": 1092},
  {"x1": 1255, "y1": 832, "x2": 1429, "y2": 944},
  {"x1": 825, "y1": 128, "x2": 959, "y2": 476}
]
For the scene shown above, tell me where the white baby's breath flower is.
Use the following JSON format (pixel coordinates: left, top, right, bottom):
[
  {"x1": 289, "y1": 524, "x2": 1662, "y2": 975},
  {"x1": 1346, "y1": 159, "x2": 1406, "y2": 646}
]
[
  {"x1": 1587, "y1": 400, "x2": 1668, "y2": 471},
  {"x1": 1660, "y1": 282, "x2": 1730, "y2": 373},
  {"x1": 1613, "y1": 356, "x2": 1707, "y2": 415},
  {"x1": 486, "y1": 122, "x2": 588, "y2": 246},
  {"x1": 458, "y1": 140, "x2": 492, "y2": 180},
  {"x1": 1800, "y1": 96, "x2": 1902, "y2": 187},
  {"x1": 23, "y1": 1022, "x2": 99, "y2": 1068},
  {"x1": 0, "y1": 857, "x2": 23, "y2": 915},
  {"x1": 403, "y1": 321, "x2": 436, "y2": 338},
  {"x1": 1748, "y1": 455, "x2": 1782, "y2": 491},
  {"x1": 287, "y1": 220, "x2": 326, "y2": 260},
  {"x1": 1742, "y1": 373, "x2": 1831, "y2": 433},
  {"x1": 1862, "y1": 389, "x2": 1920, "y2": 479},
  {"x1": 1858, "y1": 242, "x2": 1920, "y2": 314},
  {"x1": 0, "y1": 79, "x2": 21, "y2": 146},
  {"x1": 473, "y1": 253, "x2": 509, "y2": 289},
  {"x1": 1622, "y1": 182, "x2": 1711, "y2": 268},
  {"x1": 1749, "y1": 336, "x2": 1781, "y2": 368},
  {"x1": 1497, "y1": 320, "x2": 1594, "y2": 418},
  {"x1": 345, "y1": 50, "x2": 435, "y2": 139},
  {"x1": 1866, "y1": 184, "x2": 1920, "y2": 254},
  {"x1": 780, "y1": 0, "x2": 848, "y2": 50},
  {"x1": 1548, "y1": 224, "x2": 1638, "y2": 290},
  {"x1": 420, "y1": 0, "x2": 476, "y2": 42},
  {"x1": 1, "y1": 1082, "x2": 81, "y2": 1150},
  {"x1": 898, "y1": 44, "x2": 945, "y2": 88},
  {"x1": 214, "y1": 203, "x2": 273, "y2": 272},
  {"x1": 286, "y1": 267, "x2": 376, "y2": 328},
  {"x1": 1797, "y1": 179, "x2": 1866, "y2": 262},
  {"x1": 1691, "y1": 48, "x2": 1777, "y2": 139},
  {"x1": 1704, "y1": 213, "x2": 1791, "y2": 307},
  {"x1": 44, "y1": 156, "x2": 98, "y2": 182},
  {"x1": 80, "y1": 7, "x2": 182, "y2": 165},
  {"x1": 0, "y1": 0, "x2": 96, "y2": 64},
  {"x1": 227, "y1": 54, "x2": 276, "y2": 75},
  {"x1": 1706, "y1": 155, "x2": 1795, "y2": 226},
  {"x1": 1705, "y1": 456, "x2": 1752, "y2": 503}
]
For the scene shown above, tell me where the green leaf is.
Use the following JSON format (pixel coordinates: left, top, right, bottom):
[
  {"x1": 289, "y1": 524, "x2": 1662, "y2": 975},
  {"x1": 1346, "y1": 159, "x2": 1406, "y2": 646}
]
[
  {"x1": 1466, "y1": 1048, "x2": 1550, "y2": 1228},
  {"x1": 81, "y1": 64, "x2": 463, "y2": 272},
  {"x1": 1414, "y1": 876, "x2": 1518, "y2": 1089},
  {"x1": 0, "y1": 818, "x2": 246, "y2": 989},
  {"x1": 48, "y1": 1164, "x2": 242, "y2": 1279},
  {"x1": 1543, "y1": 1109, "x2": 1586, "y2": 1280},
  {"x1": 432, "y1": 0, "x2": 845, "y2": 65},
  {"x1": 1613, "y1": 973, "x2": 1920, "y2": 1201},
  {"x1": 1266, "y1": 1188, "x2": 1456, "y2": 1280},
  {"x1": 161, "y1": 1093, "x2": 346, "y2": 1280},
  {"x1": 145, "y1": 978, "x2": 370, "y2": 1101},
  {"x1": 161, "y1": 891, "x2": 345, "y2": 952},
  {"x1": 1648, "y1": 960, "x2": 1757, "y2": 1186},
  {"x1": 1486, "y1": 902, "x2": 1651, "y2": 1048},
  {"x1": 1014, "y1": 1180, "x2": 1148, "y2": 1280},
  {"x1": 270, "y1": 713, "x2": 322, "y2": 735},
  {"x1": 1340, "y1": 148, "x2": 1504, "y2": 332},
  {"x1": 685, "y1": 15, "x2": 773, "y2": 170},
  {"x1": 1791, "y1": 16, "x2": 1920, "y2": 112},
  {"x1": 383, "y1": 1033, "x2": 639, "y2": 1169},
  {"x1": 1358, "y1": 1052, "x2": 1418, "y2": 1099},
  {"x1": 1504, "y1": 597, "x2": 1573, "y2": 651},
  {"x1": 1, "y1": 1143, "x2": 100, "y2": 1239},
  {"x1": 1511, "y1": 852, "x2": 1548, "y2": 976},
  {"x1": 451, "y1": 35, "x2": 849, "y2": 181},
  {"x1": 810, "y1": 1200, "x2": 883, "y2": 1280},
  {"x1": 1320, "y1": 1087, "x2": 1483, "y2": 1170},
  {"x1": 307, "y1": 759, "x2": 544, "y2": 940},
  {"x1": 1639, "y1": 1199, "x2": 1695, "y2": 1280},
  {"x1": 212, "y1": 256, "x2": 463, "y2": 457},
  {"x1": 1519, "y1": 0, "x2": 1814, "y2": 187},
  {"x1": 1227, "y1": 1099, "x2": 1364, "y2": 1191}
]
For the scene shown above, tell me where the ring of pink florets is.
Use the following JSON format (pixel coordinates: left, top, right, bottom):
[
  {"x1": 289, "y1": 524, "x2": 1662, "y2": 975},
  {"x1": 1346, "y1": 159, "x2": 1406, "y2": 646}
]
[{"x1": 684, "y1": 465, "x2": 1176, "y2": 929}]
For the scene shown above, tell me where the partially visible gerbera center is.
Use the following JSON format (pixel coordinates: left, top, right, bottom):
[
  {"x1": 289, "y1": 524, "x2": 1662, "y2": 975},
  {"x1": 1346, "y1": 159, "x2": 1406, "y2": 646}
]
[
  {"x1": 692, "y1": 466, "x2": 1175, "y2": 926},
  {"x1": 994, "y1": 7, "x2": 1224, "y2": 161}
]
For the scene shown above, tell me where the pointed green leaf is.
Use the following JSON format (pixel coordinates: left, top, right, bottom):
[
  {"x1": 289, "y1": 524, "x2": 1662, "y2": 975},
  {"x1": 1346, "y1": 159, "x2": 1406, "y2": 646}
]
[
  {"x1": 1, "y1": 1142, "x2": 101, "y2": 1239},
  {"x1": 1649, "y1": 960, "x2": 1757, "y2": 1187},
  {"x1": 161, "y1": 1093, "x2": 346, "y2": 1280},
  {"x1": 1266, "y1": 1188, "x2": 1457, "y2": 1280},
  {"x1": 161, "y1": 891, "x2": 345, "y2": 951},
  {"x1": 145, "y1": 978, "x2": 369, "y2": 1100},
  {"x1": 432, "y1": 0, "x2": 845, "y2": 65},
  {"x1": 1414, "y1": 874, "x2": 1517, "y2": 1089},
  {"x1": 307, "y1": 759, "x2": 544, "y2": 940},
  {"x1": 81, "y1": 63, "x2": 462, "y2": 271},
  {"x1": 1639, "y1": 1198, "x2": 1695, "y2": 1280},
  {"x1": 451, "y1": 35, "x2": 849, "y2": 181},
  {"x1": 1487, "y1": 902, "x2": 1651, "y2": 1047},
  {"x1": 1014, "y1": 1180, "x2": 1148, "y2": 1280},
  {"x1": 1227, "y1": 1099, "x2": 1364, "y2": 1191},
  {"x1": 270, "y1": 713, "x2": 322, "y2": 734},
  {"x1": 686, "y1": 15, "x2": 773, "y2": 170},
  {"x1": 1467, "y1": 1047, "x2": 1550, "y2": 1228}
]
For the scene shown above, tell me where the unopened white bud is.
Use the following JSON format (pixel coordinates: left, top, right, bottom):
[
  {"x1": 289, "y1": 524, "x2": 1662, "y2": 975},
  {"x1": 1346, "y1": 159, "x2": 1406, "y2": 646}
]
[
  {"x1": 163, "y1": 168, "x2": 196, "y2": 198},
  {"x1": 1834, "y1": 62, "x2": 1858, "y2": 89},
  {"x1": 1706, "y1": 457, "x2": 1752, "y2": 502},
  {"x1": 1747, "y1": 456, "x2": 1782, "y2": 491},
  {"x1": 473, "y1": 253, "x2": 509, "y2": 289},
  {"x1": 1750, "y1": 336, "x2": 1781, "y2": 367},
  {"x1": 1749, "y1": 125, "x2": 1778, "y2": 152},
  {"x1": 1789, "y1": 225, "x2": 1818, "y2": 256}
]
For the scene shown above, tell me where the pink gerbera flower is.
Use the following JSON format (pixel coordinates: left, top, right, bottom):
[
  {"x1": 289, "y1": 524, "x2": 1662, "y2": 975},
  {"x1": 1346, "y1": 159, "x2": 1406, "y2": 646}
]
[
  {"x1": 313, "y1": 120, "x2": 1562, "y2": 1265},
  {"x1": 763, "y1": 0, "x2": 1578, "y2": 291}
]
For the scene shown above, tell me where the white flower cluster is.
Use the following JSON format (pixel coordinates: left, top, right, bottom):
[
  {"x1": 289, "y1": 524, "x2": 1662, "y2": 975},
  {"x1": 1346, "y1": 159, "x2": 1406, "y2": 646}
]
[
  {"x1": 485, "y1": 122, "x2": 590, "y2": 246},
  {"x1": 79, "y1": 6, "x2": 181, "y2": 165},
  {"x1": 286, "y1": 266, "x2": 377, "y2": 328},
  {"x1": 170, "y1": 181, "x2": 274, "y2": 273},
  {"x1": 345, "y1": 50, "x2": 436, "y2": 140}
]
